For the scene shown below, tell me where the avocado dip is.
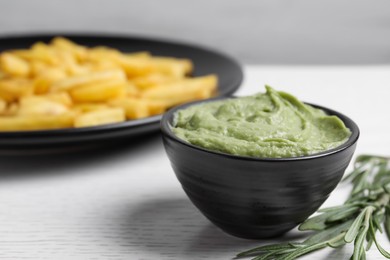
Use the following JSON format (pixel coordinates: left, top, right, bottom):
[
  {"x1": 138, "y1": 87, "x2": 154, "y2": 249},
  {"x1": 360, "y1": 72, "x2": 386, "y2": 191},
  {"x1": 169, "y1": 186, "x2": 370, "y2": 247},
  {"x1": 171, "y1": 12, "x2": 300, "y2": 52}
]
[{"x1": 171, "y1": 86, "x2": 351, "y2": 158}]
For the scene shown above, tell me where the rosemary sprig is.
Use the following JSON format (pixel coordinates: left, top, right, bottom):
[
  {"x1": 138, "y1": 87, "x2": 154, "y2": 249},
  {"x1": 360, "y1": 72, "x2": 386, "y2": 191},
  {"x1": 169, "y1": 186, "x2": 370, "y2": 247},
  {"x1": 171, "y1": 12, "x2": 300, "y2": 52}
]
[{"x1": 237, "y1": 155, "x2": 390, "y2": 260}]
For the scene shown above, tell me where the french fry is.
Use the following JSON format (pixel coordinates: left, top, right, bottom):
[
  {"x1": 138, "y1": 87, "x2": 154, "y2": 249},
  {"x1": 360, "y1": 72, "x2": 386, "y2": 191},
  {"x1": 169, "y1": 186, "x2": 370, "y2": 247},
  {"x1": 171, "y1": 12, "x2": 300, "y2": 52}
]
[
  {"x1": 69, "y1": 79, "x2": 126, "y2": 102},
  {"x1": 18, "y1": 96, "x2": 69, "y2": 116},
  {"x1": 6, "y1": 103, "x2": 18, "y2": 116},
  {"x1": 91, "y1": 60, "x2": 118, "y2": 71},
  {"x1": 149, "y1": 57, "x2": 193, "y2": 77},
  {"x1": 0, "y1": 113, "x2": 74, "y2": 131},
  {"x1": 132, "y1": 73, "x2": 177, "y2": 90},
  {"x1": 120, "y1": 56, "x2": 193, "y2": 78},
  {"x1": 141, "y1": 75, "x2": 217, "y2": 102},
  {"x1": 72, "y1": 103, "x2": 110, "y2": 113},
  {"x1": 119, "y1": 57, "x2": 155, "y2": 77},
  {"x1": 74, "y1": 108, "x2": 125, "y2": 127},
  {"x1": 56, "y1": 50, "x2": 82, "y2": 75},
  {"x1": 109, "y1": 98, "x2": 150, "y2": 119},
  {"x1": 30, "y1": 42, "x2": 58, "y2": 65},
  {"x1": 50, "y1": 69, "x2": 126, "y2": 92},
  {"x1": 11, "y1": 49, "x2": 55, "y2": 66},
  {"x1": 50, "y1": 37, "x2": 87, "y2": 61},
  {"x1": 0, "y1": 98, "x2": 6, "y2": 114},
  {"x1": 34, "y1": 68, "x2": 68, "y2": 94},
  {"x1": 125, "y1": 82, "x2": 139, "y2": 96},
  {"x1": 86, "y1": 46, "x2": 122, "y2": 63},
  {"x1": 110, "y1": 97, "x2": 167, "y2": 117},
  {"x1": 45, "y1": 92, "x2": 73, "y2": 107},
  {"x1": 144, "y1": 99, "x2": 169, "y2": 115},
  {"x1": 29, "y1": 60, "x2": 49, "y2": 76},
  {"x1": 150, "y1": 93, "x2": 209, "y2": 108},
  {"x1": 0, "y1": 78, "x2": 34, "y2": 102},
  {"x1": 125, "y1": 51, "x2": 151, "y2": 58},
  {"x1": 0, "y1": 53, "x2": 30, "y2": 77}
]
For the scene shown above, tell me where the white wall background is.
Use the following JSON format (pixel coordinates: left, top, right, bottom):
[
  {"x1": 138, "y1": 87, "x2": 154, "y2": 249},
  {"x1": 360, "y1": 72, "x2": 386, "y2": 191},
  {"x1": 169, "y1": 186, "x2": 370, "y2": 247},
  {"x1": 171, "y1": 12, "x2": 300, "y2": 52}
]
[{"x1": 0, "y1": 0, "x2": 389, "y2": 64}]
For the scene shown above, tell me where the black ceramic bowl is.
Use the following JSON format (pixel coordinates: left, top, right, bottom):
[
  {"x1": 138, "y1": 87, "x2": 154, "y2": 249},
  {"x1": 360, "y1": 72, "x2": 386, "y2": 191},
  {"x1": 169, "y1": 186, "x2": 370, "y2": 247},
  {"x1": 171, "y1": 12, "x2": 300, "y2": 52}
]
[{"x1": 161, "y1": 97, "x2": 359, "y2": 239}]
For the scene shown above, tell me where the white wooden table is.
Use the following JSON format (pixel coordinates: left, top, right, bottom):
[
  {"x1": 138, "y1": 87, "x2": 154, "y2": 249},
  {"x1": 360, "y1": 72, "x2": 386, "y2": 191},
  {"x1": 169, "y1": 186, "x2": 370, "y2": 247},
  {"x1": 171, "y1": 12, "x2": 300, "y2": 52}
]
[{"x1": 0, "y1": 66, "x2": 389, "y2": 259}]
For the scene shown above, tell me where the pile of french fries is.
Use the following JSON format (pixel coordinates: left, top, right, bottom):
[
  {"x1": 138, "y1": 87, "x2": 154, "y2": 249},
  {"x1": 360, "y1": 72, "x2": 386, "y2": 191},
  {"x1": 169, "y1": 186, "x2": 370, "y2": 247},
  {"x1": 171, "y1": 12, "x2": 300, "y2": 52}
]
[{"x1": 0, "y1": 37, "x2": 217, "y2": 131}]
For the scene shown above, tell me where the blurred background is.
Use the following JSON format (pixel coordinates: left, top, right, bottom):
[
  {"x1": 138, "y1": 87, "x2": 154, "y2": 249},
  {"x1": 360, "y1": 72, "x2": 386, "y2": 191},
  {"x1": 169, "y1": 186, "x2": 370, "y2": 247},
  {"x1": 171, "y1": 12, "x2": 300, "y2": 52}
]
[{"x1": 0, "y1": 0, "x2": 389, "y2": 64}]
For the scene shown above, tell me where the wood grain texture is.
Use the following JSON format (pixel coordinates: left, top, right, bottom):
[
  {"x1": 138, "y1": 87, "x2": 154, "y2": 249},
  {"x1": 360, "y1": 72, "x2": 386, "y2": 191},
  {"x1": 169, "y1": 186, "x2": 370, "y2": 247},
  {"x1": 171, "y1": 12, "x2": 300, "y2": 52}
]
[{"x1": 0, "y1": 66, "x2": 389, "y2": 259}]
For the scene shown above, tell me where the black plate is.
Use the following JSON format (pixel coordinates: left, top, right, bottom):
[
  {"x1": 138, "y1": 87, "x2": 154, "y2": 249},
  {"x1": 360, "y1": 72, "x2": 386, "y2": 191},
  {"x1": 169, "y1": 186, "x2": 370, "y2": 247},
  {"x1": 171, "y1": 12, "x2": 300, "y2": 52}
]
[{"x1": 0, "y1": 34, "x2": 243, "y2": 154}]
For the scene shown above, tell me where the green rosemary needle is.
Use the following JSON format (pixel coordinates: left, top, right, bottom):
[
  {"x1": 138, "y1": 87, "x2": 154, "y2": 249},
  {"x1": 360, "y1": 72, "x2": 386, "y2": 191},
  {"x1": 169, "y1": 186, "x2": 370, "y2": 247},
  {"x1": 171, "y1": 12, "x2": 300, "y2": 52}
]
[{"x1": 237, "y1": 155, "x2": 390, "y2": 260}]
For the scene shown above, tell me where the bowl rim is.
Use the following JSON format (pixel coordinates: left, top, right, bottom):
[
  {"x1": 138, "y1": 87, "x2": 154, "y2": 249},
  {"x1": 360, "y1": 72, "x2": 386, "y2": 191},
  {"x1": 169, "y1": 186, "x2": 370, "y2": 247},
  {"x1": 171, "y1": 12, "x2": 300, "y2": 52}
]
[{"x1": 160, "y1": 96, "x2": 360, "y2": 162}]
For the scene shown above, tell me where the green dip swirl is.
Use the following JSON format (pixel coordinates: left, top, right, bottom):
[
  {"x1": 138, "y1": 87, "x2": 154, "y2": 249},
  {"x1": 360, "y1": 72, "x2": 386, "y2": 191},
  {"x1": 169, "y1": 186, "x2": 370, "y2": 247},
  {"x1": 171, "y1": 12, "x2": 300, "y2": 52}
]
[{"x1": 171, "y1": 86, "x2": 351, "y2": 158}]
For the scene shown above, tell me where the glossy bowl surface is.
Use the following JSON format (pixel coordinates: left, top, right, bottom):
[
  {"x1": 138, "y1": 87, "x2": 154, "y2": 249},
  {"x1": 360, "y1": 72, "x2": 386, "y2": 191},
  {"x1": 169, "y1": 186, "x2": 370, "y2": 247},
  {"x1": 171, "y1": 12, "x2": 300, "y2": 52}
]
[{"x1": 161, "y1": 97, "x2": 359, "y2": 239}]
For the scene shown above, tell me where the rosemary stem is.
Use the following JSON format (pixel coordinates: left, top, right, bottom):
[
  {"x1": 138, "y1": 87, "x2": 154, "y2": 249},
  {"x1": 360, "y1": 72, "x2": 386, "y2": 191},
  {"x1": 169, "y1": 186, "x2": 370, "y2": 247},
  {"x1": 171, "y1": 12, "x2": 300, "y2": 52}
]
[
  {"x1": 237, "y1": 155, "x2": 390, "y2": 260},
  {"x1": 373, "y1": 193, "x2": 390, "y2": 209}
]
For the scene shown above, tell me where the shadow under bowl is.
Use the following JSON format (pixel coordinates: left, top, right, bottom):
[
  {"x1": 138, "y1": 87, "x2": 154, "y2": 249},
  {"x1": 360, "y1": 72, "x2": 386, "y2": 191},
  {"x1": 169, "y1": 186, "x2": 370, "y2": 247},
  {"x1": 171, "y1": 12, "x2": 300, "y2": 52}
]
[{"x1": 161, "y1": 97, "x2": 359, "y2": 239}]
